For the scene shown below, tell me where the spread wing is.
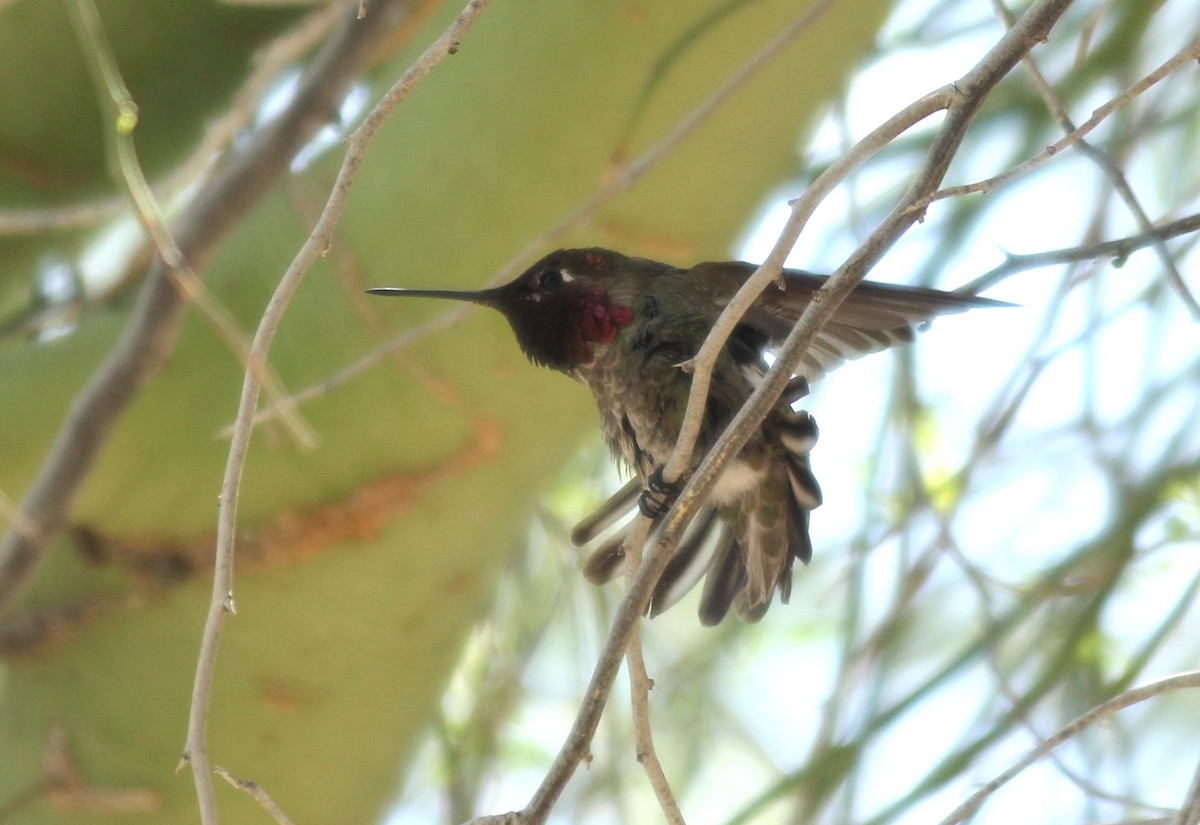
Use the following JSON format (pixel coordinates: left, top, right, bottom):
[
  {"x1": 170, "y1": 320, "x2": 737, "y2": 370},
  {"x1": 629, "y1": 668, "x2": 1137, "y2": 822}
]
[
  {"x1": 689, "y1": 261, "x2": 1011, "y2": 382},
  {"x1": 574, "y1": 257, "x2": 1010, "y2": 626}
]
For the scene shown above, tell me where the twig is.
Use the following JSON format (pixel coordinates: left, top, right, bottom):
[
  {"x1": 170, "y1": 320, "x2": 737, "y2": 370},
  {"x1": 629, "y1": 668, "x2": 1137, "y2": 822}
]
[
  {"x1": 1176, "y1": 757, "x2": 1200, "y2": 825},
  {"x1": 66, "y1": 0, "x2": 318, "y2": 450},
  {"x1": 936, "y1": 671, "x2": 1200, "y2": 825},
  {"x1": 991, "y1": 0, "x2": 1200, "y2": 320},
  {"x1": 214, "y1": 767, "x2": 296, "y2": 825},
  {"x1": 942, "y1": 536, "x2": 1159, "y2": 811},
  {"x1": 962, "y1": 211, "x2": 1200, "y2": 295},
  {"x1": 0, "y1": 4, "x2": 336, "y2": 242},
  {"x1": 502, "y1": 514, "x2": 650, "y2": 825},
  {"x1": 181, "y1": 3, "x2": 495, "y2": 825},
  {"x1": 0, "y1": 0, "x2": 399, "y2": 617},
  {"x1": 222, "y1": 305, "x2": 470, "y2": 434},
  {"x1": 623, "y1": 525, "x2": 686, "y2": 825},
  {"x1": 921, "y1": 30, "x2": 1200, "y2": 219},
  {"x1": 172, "y1": 1, "x2": 344, "y2": 229},
  {"x1": 661, "y1": 85, "x2": 954, "y2": 487},
  {"x1": 651, "y1": 0, "x2": 1069, "y2": 577},
  {"x1": 0, "y1": 196, "x2": 131, "y2": 236},
  {"x1": 0, "y1": 3, "x2": 338, "y2": 243},
  {"x1": 721, "y1": 477, "x2": 1194, "y2": 825},
  {"x1": 0, "y1": 487, "x2": 39, "y2": 542},
  {"x1": 626, "y1": 625, "x2": 687, "y2": 825}
]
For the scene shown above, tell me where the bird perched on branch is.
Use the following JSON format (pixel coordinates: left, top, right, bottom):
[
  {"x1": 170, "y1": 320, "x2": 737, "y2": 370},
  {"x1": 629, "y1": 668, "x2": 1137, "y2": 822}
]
[{"x1": 370, "y1": 247, "x2": 1007, "y2": 625}]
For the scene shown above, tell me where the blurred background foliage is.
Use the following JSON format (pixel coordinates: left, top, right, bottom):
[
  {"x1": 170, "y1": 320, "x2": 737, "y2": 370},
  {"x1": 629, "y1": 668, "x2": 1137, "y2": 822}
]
[{"x1": 0, "y1": 1, "x2": 1198, "y2": 825}]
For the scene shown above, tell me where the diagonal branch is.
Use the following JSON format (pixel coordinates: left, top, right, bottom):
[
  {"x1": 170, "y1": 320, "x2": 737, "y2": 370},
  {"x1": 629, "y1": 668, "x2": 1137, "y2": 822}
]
[
  {"x1": 654, "y1": 0, "x2": 1072, "y2": 604},
  {"x1": 936, "y1": 671, "x2": 1200, "y2": 825},
  {"x1": 180, "y1": 3, "x2": 495, "y2": 825},
  {"x1": 963, "y1": 211, "x2": 1200, "y2": 295},
  {"x1": 67, "y1": 0, "x2": 318, "y2": 450},
  {"x1": 0, "y1": 0, "x2": 412, "y2": 617},
  {"x1": 990, "y1": 0, "x2": 1200, "y2": 320}
]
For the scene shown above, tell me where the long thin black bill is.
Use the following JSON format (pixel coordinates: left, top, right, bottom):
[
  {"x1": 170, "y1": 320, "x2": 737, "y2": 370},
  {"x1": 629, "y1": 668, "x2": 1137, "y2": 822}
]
[{"x1": 365, "y1": 287, "x2": 501, "y2": 306}]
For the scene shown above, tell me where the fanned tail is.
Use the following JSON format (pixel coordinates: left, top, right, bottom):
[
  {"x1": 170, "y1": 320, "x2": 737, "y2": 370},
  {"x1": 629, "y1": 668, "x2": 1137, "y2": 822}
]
[{"x1": 573, "y1": 408, "x2": 822, "y2": 626}]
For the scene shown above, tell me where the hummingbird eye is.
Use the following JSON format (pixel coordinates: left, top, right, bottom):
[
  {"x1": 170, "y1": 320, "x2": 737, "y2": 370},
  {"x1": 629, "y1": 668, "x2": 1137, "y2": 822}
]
[{"x1": 535, "y1": 268, "x2": 568, "y2": 290}]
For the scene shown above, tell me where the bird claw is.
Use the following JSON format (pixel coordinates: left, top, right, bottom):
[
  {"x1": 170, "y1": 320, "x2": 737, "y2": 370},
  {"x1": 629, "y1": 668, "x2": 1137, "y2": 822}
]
[{"x1": 638, "y1": 468, "x2": 683, "y2": 519}]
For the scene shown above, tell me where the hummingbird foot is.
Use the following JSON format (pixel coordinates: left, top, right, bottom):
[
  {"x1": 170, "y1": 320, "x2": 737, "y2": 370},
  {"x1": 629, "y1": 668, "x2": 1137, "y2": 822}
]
[{"x1": 637, "y1": 468, "x2": 685, "y2": 519}]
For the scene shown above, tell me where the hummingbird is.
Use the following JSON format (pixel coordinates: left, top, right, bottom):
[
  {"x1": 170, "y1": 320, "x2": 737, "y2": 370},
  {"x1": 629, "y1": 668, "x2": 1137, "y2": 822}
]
[{"x1": 368, "y1": 247, "x2": 1007, "y2": 625}]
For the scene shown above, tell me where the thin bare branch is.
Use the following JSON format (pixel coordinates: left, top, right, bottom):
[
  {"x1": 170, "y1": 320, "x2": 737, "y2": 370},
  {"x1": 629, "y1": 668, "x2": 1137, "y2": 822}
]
[
  {"x1": 627, "y1": 626, "x2": 687, "y2": 825},
  {"x1": 662, "y1": 84, "x2": 955, "y2": 487},
  {"x1": 0, "y1": 3, "x2": 338, "y2": 242},
  {"x1": 937, "y1": 671, "x2": 1200, "y2": 825},
  {"x1": 923, "y1": 30, "x2": 1200, "y2": 218},
  {"x1": 623, "y1": 526, "x2": 686, "y2": 825},
  {"x1": 0, "y1": 0, "x2": 402, "y2": 618},
  {"x1": 1175, "y1": 757, "x2": 1200, "y2": 825},
  {"x1": 507, "y1": 515, "x2": 651, "y2": 825},
  {"x1": 0, "y1": 487, "x2": 39, "y2": 543},
  {"x1": 991, "y1": 0, "x2": 1200, "y2": 319},
  {"x1": 67, "y1": 0, "x2": 318, "y2": 449},
  {"x1": 650, "y1": 0, "x2": 1066, "y2": 594},
  {"x1": 0, "y1": 197, "x2": 131, "y2": 236},
  {"x1": 182, "y1": 3, "x2": 495, "y2": 824},
  {"x1": 214, "y1": 768, "x2": 296, "y2": 825},
  {"x1": 222, "y1": 304, "x2": 470, "y2": 434},
  {"x1": 963, "y1": 211, "x2": 1200, "y2": 294}
]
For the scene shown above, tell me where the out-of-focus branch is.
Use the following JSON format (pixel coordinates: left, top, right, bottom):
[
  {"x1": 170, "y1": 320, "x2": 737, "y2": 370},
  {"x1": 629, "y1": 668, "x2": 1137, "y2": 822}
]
[
  {"x1": 0, "y1": 0, "x2": 415, "y2": 616},
  {"x1": 936, "y1": 671, "x2": 1200, "y2": 825},
  {"x1": 991, "y1": 0, "x2": 1200, "y2": 319},
  {"x1": 181, "y1": 3, "x2": 495, "y2": 824},
  {"x1": 0, "y1": 3, "x2": 339, "y2": 244},
  {"x1": 963, "y1": 211, "x2": 1200, "y2": 294},
  {"x1": 67, "y1": 0, "x2": 318, "y2": 450},
  {"x1": 1175, "y1": 755, "x2": 1200, "y2": 825},
  {"x1": 214, "y1": 768, "x2": 296, "y2": 825}
]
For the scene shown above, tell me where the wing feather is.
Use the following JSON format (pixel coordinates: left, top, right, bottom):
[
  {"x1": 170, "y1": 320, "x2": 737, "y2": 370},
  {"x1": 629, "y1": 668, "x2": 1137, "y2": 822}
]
[{"x1": 689, "y1": 259, "x2": 1010, "y2": 382}]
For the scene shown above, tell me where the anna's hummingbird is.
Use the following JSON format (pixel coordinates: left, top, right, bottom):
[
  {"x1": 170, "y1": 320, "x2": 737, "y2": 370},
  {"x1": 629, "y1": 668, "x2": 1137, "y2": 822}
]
[{"x1": 369, "y1": 247, "x2": 1006, "y2": 625}]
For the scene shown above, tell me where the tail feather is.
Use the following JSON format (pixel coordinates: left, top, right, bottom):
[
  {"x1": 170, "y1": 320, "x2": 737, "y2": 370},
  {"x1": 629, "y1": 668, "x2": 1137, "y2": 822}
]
[
  {"x1": 649, "y1": 506, "x2": 720, "y2": 617},
  {"x1": 571, "y1": 477, "x2": 640, "y2": 547},
  {"x1": 697, "y1": 526, "x2": 742, "y2": 626},
  {"x1": 786, "y1": 455, "x2": 823, "y2": 513},
  {"x1": 581, "y1": 532, "x2": 627, "y2": 586},
  {"x1": 573, "y1": 412, "x2": 823, "y2": 626},
  {"x1": 784, "y1": 484, "x2": 814, "y2": 571},
  {"x1": 777, "y1": 411, "x2": 818, "y2": 455}
]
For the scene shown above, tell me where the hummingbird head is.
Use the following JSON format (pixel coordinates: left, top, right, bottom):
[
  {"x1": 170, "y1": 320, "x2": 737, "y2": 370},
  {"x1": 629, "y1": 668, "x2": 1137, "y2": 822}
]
[{"x1": 368, "y1": 248, "x2": 642, "y2": 372}]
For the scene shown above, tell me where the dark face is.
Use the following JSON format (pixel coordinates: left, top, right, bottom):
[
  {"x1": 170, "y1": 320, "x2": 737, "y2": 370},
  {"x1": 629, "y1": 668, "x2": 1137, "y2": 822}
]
[
  {"x1": 490, "y1": 249, "x2": 636, "y2": 372},
  {"x1": 366, "y1": 248, "x2": 643, "y2": 373}
]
